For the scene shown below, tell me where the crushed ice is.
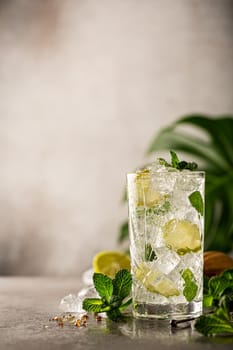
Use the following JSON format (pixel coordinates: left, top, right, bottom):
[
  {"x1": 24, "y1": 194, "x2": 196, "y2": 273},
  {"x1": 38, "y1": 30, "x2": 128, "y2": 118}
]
[
  {"x1": 148, "y1": 160, "x2": 178, "y2": 173},
  {"x1": 59, "y1": 269, "x2": 97, "y2": 313},
  {"x1": 59, "y1": 294, "x2": 84, "y2": 313}
]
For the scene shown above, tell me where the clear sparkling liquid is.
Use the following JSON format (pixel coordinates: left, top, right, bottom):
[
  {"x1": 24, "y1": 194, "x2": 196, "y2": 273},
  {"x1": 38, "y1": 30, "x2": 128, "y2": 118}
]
[{"x1": 127, "y1": 171, "x2": 204, "y2": 319}]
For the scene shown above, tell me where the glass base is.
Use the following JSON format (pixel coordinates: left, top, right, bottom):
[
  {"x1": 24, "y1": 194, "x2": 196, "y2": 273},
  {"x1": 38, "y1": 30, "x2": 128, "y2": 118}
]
[{"x1": 133, "y1": 300, "x2": 202, "y2": 320}]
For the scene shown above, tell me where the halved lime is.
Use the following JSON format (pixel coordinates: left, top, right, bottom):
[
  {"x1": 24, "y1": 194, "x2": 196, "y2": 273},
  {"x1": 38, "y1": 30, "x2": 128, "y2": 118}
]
[{"x1": 93, "y1": 251, "x2": 130, "y2": 278}]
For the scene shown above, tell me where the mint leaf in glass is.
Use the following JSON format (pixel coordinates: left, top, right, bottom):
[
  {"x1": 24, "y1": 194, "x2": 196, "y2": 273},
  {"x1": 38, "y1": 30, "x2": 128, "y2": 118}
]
[
  {"x1": 182, "y1": 268, "x2": 198, "y2": 302},
  {"x1": 145, "y1": 243, "x2": 157, "y2": 262},
  {"x1": 162, "y1": 201, "x2": 171, "y2": 211},
  {"x1": 189, "y1": 191, "x2": 204, "y2": 216}
]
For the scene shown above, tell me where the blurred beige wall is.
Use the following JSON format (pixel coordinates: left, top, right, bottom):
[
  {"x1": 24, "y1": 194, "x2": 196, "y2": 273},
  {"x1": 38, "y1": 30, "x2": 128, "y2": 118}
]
[{"x1": 0, "y1": 0, "x2": 232, "y2": 276}]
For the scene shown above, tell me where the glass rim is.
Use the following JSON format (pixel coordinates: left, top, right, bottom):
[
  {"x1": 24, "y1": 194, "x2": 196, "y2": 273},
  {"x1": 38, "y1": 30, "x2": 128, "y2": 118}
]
[{"x1": 127, "y1": 170, "x2": 205, "y2": 176}]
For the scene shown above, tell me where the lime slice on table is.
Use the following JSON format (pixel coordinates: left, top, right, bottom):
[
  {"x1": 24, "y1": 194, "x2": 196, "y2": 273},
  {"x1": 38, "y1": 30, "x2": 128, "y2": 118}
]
[
  {"x1": 135, "y1": 263, "x2": 179, "y2": 297},
  {"x1": 162, "y1": 219, "x2": 201, "y2": 254},
  {"x1": 135, "y1": 171, "x2": 165, "y2": 207},
  {"x1": 93, "y1": 251, "x2": 131, "y2": 278}
]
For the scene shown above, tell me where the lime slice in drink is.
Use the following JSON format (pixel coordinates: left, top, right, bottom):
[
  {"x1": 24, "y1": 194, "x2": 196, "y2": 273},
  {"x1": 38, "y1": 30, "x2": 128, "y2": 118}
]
[
  {"x1": 135, "y1": 171, "x2": 164, "y2": 207},
  {"x1": 135, "y1": 262, "x2": 162, "y2": 282},
  {"x1": 151, "y1": 276, "x2": 180, "y2": 297},
  {"x1": 135, "y1": 263, "x2": 179, "y2": 297},
  {"x1": 162, "y1": 219, "x2": 201, "y2": 254}
]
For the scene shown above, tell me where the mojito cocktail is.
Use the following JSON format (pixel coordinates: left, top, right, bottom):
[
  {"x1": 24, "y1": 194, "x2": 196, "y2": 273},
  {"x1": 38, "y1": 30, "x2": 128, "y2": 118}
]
[{"x1": 127, "y1": 160, "x2": 205, "y2": 319}]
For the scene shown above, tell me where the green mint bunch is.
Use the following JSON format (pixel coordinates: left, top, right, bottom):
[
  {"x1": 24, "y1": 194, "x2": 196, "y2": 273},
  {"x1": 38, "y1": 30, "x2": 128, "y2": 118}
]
[
  {"x1": 203, "y1": 269, "x2": 233, "y2": 309},
  {"x1": 82, "y1": 269, "x2": 132, "y2": 321},
  {"x1": 159, "y1": 150, "x2": 198, "y2": 171},
  {"x1": 195, "y1": 269, "x2": 233, "y2": 336}
]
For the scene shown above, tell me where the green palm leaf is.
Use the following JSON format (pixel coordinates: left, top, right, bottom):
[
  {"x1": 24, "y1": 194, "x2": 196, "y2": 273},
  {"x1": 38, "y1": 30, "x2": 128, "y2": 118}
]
[{"x1": 147, "y1": 114, "x2": 233, "y2": 252}]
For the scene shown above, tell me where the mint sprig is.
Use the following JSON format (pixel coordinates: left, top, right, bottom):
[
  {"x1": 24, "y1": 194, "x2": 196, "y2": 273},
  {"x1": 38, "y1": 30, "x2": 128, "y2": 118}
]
[
  {"x1": 203, "y1": 269, "x2": 233, "y2": 308},
  {"x1": 82, "y1": 269, "x2": 132, "y2": 321},
  {"x1": 159, "y1": 151, "x2": 198, "y2": 171},
  {"x1": 195, "y1": 268, "x2": 233, "y2": 336},
  {"x1": 195, "y1": 307, "x2": 233, "y2": 336},
  {"x1": 170, "y1": 151, "x2": 198, "y2": 170}
]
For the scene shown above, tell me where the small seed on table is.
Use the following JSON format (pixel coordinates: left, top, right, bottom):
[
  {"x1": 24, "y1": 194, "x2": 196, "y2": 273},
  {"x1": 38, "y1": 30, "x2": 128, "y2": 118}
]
[
  {"x1": 96, "y1": 315, "x2": 102, "y2": 322},
  {"x1": 75, "y1": 319, "x2": 81, "y2": 327}
]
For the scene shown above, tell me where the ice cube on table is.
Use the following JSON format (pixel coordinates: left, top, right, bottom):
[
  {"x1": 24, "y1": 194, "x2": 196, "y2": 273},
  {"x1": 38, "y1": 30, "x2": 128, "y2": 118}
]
[
  {"x1": 59, "y1": 294, "x2": 84, "y2": 313},
  {"x1": 154, "y1": 247, "x2": 181, "y2": 274},
  {"x1": 59, "y1": 286, "x2": 98, "y2": 313}
]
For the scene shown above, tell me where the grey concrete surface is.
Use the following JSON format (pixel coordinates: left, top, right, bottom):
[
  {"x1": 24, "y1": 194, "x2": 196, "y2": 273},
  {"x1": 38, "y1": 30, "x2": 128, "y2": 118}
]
[{"x1": 0, "y1": 277, "x2": 232, "y2": 349}]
